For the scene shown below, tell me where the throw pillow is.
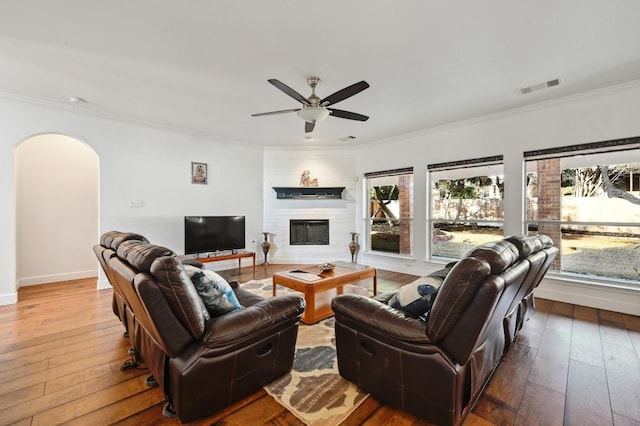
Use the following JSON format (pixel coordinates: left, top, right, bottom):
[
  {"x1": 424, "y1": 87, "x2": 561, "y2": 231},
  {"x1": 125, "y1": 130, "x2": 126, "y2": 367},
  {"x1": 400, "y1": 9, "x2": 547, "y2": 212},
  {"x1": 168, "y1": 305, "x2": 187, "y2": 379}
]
[
  {"x1": 184, "y1": 265, "x2": 242, "y2": 317},
  {"x1": 389, "y1": 275, "x2": 443, "y2": 320}
]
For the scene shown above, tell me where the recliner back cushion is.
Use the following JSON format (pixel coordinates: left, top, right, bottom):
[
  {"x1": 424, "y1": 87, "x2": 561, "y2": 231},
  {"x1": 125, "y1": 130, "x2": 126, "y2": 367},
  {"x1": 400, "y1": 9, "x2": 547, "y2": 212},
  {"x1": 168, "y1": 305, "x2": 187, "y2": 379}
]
[
  {"x1": 427, "y1": 257, "x2": 491, "y2": 342},
  {"x1": 505, "y1": 235, "x2": 539, "y2": 259},
  {"x1": 111, "y1": 232, "x2": 149, "y2": 249},
  {"x1": 535, "y1": 234, "x2": 554, "y2": 249},
  {"x1": 465, "y1": 240, "x2": 519, "y2": 274},
  {"x1": 134, "y1": 272, "x2": 194, "y2": 357},
  {"x1": 101, "y1": 231, "x2": 148, "y2": 249},
  {"x1": 117, "y1": 240, "x2": 174, "y2": 272},
  {"x1": 150, "y1": 256, "x2": 209, "y2": 339},
  {"x1": 100, "y1": 231, "x2": 120, "y2": 248}
]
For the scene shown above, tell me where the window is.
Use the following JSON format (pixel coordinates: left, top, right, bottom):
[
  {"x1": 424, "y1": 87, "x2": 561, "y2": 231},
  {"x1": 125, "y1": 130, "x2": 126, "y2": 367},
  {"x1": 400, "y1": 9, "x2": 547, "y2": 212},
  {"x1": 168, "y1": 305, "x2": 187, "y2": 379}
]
[
  {"x1": 364, "y1": 167, "x2": 413, "y2": 256},
  {"x1": 428, "y1": 156, "x2": 504, "y2": 259},
  {"x1": 525, "y1": 137, "x2": 640, "y2": 283}
]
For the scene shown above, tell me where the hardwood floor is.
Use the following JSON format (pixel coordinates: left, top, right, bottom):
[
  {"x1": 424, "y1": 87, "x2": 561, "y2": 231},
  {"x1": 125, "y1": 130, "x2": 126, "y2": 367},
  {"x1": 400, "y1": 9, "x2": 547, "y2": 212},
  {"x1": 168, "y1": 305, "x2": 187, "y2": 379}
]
[{"x1": 1, "y1": 264, "x2": 639, "y2": 425}]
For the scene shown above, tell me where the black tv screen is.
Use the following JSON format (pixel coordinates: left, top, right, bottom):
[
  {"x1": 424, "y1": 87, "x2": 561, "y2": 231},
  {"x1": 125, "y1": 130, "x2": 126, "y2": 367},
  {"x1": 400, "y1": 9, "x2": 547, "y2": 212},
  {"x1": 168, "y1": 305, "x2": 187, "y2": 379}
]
[{"x1": 184, "y1": 216, "x2": 246, "y2": 254}]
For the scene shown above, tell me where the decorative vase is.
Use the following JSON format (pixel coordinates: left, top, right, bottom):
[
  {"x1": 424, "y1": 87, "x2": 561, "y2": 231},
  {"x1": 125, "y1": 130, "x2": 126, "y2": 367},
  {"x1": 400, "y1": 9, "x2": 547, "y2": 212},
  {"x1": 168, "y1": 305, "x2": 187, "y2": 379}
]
[
  {"x1": 261, "y1": 232, "x2": 271, "y2": 265},
  {"x1": 349, "y1": 232, "x2": 360, "y2": 263}
]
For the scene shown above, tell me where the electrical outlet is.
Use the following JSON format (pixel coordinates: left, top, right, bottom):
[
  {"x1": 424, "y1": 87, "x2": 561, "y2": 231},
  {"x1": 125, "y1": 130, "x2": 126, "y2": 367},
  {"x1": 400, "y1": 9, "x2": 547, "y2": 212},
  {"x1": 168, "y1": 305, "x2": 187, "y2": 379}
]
[{"x1": 129, "y1": 200, "x2": 144, "y2": 207}]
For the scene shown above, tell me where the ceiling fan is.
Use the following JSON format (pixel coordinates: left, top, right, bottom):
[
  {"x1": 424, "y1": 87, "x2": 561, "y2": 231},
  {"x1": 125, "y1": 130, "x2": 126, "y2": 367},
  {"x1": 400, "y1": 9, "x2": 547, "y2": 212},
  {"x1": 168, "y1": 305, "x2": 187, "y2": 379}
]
[{"x1": 251, "y1": 76, "x2": 369, "y2": 133}]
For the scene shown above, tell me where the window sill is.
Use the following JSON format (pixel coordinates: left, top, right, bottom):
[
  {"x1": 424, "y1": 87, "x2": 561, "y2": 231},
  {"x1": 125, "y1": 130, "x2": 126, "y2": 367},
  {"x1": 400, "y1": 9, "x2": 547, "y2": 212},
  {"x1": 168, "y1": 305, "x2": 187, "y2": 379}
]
[
  {"x1": 363, "y1": 250, "x2": 415, "y2": 261},
  {"x1": 545, "y1": 271, "x2": 640, "y2": 293},
  {"x1": 537, "y1": 271, "x2": 640, "y2": 315}
]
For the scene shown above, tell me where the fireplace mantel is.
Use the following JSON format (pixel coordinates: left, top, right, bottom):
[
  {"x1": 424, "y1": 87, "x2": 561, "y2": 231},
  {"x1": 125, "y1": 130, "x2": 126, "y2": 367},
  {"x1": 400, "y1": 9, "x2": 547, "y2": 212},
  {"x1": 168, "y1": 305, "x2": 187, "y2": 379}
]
[{"x1": 273, "y1": 187, "x2": 345, "y2": 199}]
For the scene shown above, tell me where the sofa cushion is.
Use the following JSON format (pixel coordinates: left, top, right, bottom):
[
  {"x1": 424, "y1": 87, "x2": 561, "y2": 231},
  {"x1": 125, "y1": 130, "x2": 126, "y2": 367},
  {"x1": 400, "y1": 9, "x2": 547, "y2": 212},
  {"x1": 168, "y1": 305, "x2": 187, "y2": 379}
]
[
  {"x1": 100, "y1": 230, "x2": 121, "y2": 248},
  {"x1": 117, "y1": 240, "x2": 174, "y2": 272},
  {"x1": 506, "y1": 235, "x2": 539, "y2": 258},
  {"x1": 101, "y1": 230, "x2": 148, "y2": 249},
  {"x1": 465, "y1": 239, "x2": 519, "y2": 274},
  {"x1": 535, "y1": 233, "x2": 554, "y2": 249},
  {"x1": 184, "y1": 265, "x2": 242, "y2": 317},
  {"x1": 151, "y1": 256, "x2": 209, "y2": 339},
  {"x1": 427, "y1": 257, "x2": 492, "y2": 342}
]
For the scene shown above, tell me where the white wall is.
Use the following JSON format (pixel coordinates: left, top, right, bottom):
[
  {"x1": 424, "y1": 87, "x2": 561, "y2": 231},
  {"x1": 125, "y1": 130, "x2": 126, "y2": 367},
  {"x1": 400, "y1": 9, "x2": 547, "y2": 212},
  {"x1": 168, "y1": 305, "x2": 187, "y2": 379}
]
[
  {"x1": 16, "y1": 134, "x2": 99, "y2": 286},
  {"x1": 2, "y1": 82, "x2": 639, "y2": 314},
  {"x1": 354, "y1": 82, "x2": 640, "y2": 315},
  {"x1": 0, "y1": 98, "x2": 264, "y2": 304},
  {"x1": 263, "y1": 148, "x2": 358, "y2": 263}
]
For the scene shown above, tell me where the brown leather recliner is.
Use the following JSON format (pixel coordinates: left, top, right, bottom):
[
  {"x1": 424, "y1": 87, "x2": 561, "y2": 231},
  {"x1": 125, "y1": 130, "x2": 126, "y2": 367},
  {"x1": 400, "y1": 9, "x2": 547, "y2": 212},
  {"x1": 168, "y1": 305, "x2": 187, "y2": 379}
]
[
  {"x1": 331, "y1": 235, "x2": 556, "y2": 425},
  {"x1": 95, "y1": 233, "x2": 305, "y2": 422}
]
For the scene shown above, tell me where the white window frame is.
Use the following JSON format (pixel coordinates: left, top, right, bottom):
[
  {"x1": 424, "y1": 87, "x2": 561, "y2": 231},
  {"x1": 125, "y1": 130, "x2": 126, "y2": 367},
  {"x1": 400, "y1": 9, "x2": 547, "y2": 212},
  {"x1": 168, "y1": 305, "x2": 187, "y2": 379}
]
[
  {"x1": 524, "y1": 136, "x2": 640, "y2": 285},
  {"x1": 427, "y1": 155, "x2": 505, "y2": 261},
  {"x1": 363, "y1": 167, "x2": 414, "y2": 258}
]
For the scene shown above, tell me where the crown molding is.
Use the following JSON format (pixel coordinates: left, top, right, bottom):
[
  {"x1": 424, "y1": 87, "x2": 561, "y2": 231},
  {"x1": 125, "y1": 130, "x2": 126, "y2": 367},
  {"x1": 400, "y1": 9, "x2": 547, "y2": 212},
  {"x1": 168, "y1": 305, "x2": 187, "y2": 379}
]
[
  {"x1": 362, "y1": 79, "x2": 640, "y2": 148},
  {"x1": 0, "y1": 91, "x2": 263, "y2": 150}
]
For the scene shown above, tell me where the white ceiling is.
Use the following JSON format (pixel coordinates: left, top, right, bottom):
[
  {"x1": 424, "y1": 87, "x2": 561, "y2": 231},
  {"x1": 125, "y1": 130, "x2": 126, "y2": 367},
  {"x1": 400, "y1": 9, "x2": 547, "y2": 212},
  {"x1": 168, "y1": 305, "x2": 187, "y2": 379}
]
[{"x1": 1, "y1": 1, "x2": 639, "y2": 147}]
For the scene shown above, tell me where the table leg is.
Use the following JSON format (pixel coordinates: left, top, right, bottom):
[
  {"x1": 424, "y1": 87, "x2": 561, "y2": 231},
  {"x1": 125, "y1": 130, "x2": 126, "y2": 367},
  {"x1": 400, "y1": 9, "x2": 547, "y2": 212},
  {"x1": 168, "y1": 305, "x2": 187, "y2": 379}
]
[
  {"x1": 373, "y1": 272, "x2": 377, "y2": 296},
  {"x1": 272, "y1": 278, "x2": 276, "y2": 297},
  {"x1": 303, "y1": 290, "x2": 315, "y2": 324}
]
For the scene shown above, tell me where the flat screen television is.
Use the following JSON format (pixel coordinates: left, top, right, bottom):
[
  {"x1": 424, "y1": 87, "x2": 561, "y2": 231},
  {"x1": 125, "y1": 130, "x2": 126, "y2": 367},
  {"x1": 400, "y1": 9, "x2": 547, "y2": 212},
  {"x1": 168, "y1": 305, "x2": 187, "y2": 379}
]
[{"x1": 184, "y1": 216, "x2": 246, "y2": 255}]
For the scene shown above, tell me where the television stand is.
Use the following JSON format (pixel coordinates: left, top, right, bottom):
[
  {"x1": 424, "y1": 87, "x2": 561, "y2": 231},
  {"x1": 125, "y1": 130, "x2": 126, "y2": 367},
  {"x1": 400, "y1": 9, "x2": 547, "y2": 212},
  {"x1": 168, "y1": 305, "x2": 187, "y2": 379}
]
[{"x1": 197, "y1": 251, "x2": 256, "y2": 277}]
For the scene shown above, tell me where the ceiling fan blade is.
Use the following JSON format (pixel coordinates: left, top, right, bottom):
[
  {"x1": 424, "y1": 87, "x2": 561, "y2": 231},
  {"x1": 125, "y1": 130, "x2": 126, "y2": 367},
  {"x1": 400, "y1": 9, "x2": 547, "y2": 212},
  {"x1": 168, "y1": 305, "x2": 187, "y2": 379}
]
[
  {"x1": 305, "y1": 121, "x2": 315, "y2": 133},
  {"x1": 321, "y1": 81, "x2": 369, "y2": 106},
  {"x1": 251, "y1": 108, "x2": 300, "y2": 117},
  {"x1": 268, "y1": 79, "x2": 310, "y2": 105},
  {"x1": 328, "y1": 108, "x2": 369, "y2": 121}
]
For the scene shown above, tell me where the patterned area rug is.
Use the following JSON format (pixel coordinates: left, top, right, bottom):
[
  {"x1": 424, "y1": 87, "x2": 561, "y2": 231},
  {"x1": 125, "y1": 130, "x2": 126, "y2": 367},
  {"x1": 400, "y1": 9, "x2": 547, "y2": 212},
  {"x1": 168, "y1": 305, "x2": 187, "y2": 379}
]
[{"x1": 241, "y1": 279, "x2": 369, "y2": 426}]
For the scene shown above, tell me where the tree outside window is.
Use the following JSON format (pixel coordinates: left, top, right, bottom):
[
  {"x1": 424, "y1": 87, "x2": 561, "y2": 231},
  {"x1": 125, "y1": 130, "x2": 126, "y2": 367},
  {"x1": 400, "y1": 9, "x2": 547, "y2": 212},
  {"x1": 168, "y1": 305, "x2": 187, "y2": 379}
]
[
  {"x1": 526, "y1": 149, "x2": 640, "y2": 282},
  {"x1": 365, "y1": 169, "x2": 413, "y2": 256}
]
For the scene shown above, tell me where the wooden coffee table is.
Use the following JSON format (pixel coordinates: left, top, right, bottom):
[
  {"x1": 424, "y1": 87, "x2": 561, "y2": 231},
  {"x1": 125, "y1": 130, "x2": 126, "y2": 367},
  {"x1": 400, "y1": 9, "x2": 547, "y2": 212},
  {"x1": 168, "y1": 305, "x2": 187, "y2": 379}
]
[{"x1": 272, "y1": 261, "x2": 377, "y2": 324}]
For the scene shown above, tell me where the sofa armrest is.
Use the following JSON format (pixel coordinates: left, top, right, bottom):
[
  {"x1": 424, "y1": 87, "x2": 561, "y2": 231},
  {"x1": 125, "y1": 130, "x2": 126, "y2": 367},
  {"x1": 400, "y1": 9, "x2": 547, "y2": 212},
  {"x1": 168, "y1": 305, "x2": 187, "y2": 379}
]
[
  {"x1": 332, "y1": 294, "x2": 432, "y2": 344},
  {"x1": 372, "y1": 290, "x2": 396, "y2": 304},
  {"x1": 202, "y1": 294, "x2": 305, "y2": 347}
]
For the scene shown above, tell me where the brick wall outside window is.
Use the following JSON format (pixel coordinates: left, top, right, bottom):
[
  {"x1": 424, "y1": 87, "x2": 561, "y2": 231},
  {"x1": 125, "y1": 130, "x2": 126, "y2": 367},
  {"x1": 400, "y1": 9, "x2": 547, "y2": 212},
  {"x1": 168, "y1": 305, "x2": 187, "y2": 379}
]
[
  {"x1": 398, "y1": 174, "x2": 413, "y2": 255},
  {"x1": 536, "y1": 158, "x2": 562, "y2": 270}
]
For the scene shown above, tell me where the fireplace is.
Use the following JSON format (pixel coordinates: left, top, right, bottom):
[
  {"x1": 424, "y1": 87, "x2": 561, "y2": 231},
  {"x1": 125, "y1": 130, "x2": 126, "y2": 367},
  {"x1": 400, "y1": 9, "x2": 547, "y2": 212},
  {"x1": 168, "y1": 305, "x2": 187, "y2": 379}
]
[{"x1": 290, "y1": 219, "x2": 329, "y2": 245}]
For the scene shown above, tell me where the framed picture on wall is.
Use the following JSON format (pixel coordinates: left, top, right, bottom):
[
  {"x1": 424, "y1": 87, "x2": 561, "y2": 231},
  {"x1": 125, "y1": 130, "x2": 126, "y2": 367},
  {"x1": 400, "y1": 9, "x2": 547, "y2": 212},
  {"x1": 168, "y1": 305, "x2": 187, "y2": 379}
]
[{"x1": 191, "y1": 162, "x2": 208, "y2": 184}]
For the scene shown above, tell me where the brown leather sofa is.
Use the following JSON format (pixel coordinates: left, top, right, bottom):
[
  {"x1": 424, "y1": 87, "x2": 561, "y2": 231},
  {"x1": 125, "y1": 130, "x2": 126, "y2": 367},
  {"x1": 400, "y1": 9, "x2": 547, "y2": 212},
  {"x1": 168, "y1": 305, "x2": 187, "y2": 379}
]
[
  {"x1": 503, "y1": 234, "x2": 558, "y2": 353},
  {"x1": 93, "y1": 231, "x2": 148, "y2": 339},
  {"x1": 331, "y1": 235, "x2": 557, "y2": 425},
  {"x1": 94, "y1": 231, "x2": 305, "y2": 422}
]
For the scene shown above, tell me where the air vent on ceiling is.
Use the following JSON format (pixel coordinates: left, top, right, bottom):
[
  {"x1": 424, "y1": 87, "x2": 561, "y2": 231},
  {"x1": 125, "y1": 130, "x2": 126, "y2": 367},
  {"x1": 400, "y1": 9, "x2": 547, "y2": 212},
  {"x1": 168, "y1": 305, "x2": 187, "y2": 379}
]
[{"x1": 520, "y1": 78, "x2": 561, "y2": 95}]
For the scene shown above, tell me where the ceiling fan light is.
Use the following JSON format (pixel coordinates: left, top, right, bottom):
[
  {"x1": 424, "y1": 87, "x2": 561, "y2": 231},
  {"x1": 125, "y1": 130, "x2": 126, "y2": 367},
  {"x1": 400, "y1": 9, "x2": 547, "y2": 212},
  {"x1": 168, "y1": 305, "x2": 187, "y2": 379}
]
[{"x1": 297, "y1": 106, "x2": 330, "y2": 122}]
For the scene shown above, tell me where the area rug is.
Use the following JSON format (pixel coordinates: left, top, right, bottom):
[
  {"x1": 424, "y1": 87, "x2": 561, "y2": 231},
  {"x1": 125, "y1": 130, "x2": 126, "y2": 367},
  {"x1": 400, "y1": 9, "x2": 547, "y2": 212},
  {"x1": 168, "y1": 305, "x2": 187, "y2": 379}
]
[{"x1": 241, "y1": 279, "x2": 370, "y2": 426}]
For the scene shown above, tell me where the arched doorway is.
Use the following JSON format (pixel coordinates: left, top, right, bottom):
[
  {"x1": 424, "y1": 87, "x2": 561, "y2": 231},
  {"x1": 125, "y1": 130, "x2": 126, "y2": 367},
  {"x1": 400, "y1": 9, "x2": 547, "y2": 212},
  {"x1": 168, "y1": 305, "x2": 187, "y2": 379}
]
[{"x1": 15, "y1": 133, "x2": 99, "y2": 287}]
